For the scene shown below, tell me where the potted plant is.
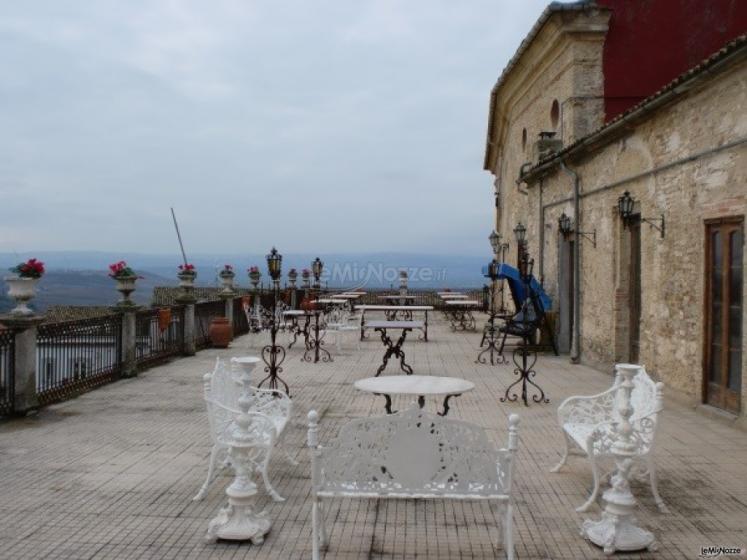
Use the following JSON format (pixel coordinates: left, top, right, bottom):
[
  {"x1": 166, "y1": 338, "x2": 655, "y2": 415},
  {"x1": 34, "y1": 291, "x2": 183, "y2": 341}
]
[
  {"x1": 219, "y1": 264, "x2": 235, "y2": 293},
  {"x1": 248, "y1": 266, "x2": 261, "y2": 288},
  {"x1": 301, "y1": 268, "x2": 311, "y2": 289},
  {"x1": 4, "y1": 258, "x2": 45, "y2": 316},
  {"x1": 108, "y1": 260, "x2": 141, "y2": 306},
  {"x1": 287, "y1": 268, "x2": 298, "y2": 286},
  {"x1": 178, "y1": 263, "x2": 197, "y2": 287}
]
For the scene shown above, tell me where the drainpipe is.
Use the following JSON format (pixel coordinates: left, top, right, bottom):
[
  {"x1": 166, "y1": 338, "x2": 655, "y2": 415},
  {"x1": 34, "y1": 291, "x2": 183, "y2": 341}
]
[
  {"x1": 559, "y1": 160, "x2": 581, "y2": 364},
  {"x1": 538, "y1": 178, "x2": 544, "y2": 284}
]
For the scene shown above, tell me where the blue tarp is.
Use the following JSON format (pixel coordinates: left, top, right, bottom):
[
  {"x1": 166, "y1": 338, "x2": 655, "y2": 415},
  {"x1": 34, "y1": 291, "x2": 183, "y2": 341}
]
[{"x1": 481, "y1": 263, "x2": 552, "y2": 312}]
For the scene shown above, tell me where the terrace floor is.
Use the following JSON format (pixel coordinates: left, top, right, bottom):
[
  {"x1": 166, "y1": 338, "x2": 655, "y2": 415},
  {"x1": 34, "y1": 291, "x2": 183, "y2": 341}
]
[{"x1": 0, "y1": 315, "x2": 745, "y2": 560}]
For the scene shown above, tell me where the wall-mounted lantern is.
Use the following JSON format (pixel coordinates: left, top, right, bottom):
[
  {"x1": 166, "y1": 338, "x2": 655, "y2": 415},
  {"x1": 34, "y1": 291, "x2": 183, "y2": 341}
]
[
  {"x1": 489, "y1": 230, "x2": 509, "y2": 262},
  {"x1": 558, "y1": 212, "x2": 597, "y2": 248},
  {"x1": 617, "y1": 191, "x2": 665, "y2": 238},
  {"x1": 513, "y1": 222, "x2": 527, "y2": 244}
]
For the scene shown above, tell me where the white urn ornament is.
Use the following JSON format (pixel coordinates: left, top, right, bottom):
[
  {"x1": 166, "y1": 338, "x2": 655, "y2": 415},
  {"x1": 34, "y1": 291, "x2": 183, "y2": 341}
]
[
  {"x1": 4, "y1": 277, "x2": 40, "y2": 316},
  {"x1": 4, "y1": 258, "x2": 45, "y2": 316}
]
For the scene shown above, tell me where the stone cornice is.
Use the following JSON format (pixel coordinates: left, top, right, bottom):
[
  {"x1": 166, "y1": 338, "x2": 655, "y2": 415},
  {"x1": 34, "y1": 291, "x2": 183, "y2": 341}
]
[{"x1": 483, "y1": 3, "x2": 610, "y2": 173}]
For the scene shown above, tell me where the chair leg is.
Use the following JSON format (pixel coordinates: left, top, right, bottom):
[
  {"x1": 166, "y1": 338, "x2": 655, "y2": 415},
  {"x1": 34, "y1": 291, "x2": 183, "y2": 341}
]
[
  {"x1": 503, "y1": 503, "x2": 514, "y2": 560},
  {"x1": 550, "y1": 432, "x2": 572, "y2": 473},
  {"x1": 259, "y1": 449, "x2": 285, "y2": 502},
  {"x1": 576, "y1": 454, "x2": 601, "y2": 513},
  {"x1": 312, "y1": 498, "x2": 321, "y2": 560},
  {"x1": 276, "y1": 428, "x2": 299, "y2": 466},
  {"x1": 193, "y1": 444, "x2": 220, "y2": 501},
  {"x1": 647, "y1": 455, "x2": 669, "y2": 513},
  {"x1": 317, "y1": 499, "x2": 328, "y2": 549}
]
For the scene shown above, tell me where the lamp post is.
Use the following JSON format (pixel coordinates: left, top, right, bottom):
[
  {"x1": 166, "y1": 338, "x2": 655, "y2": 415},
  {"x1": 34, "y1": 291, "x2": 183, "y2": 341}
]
[
  {"x1": 500, "y1": 230, "x2": 549, "y2": 407},
  {"x1": 513, "y1": 222, "x2": 527, "y2": 268},
  {"x1": 476, "y1": 252, "x2": 507, "y2": 365},
  {"x1": 256, "y1": 247, "x2": 289, "y2": 395},
  {"x1": 617, "y1": 191, "x2": 665, "y2": 238},
  {"x1": 559, "y1": 212, "x2": 597, "y2": 247},
  {"x1": 311, "y1": 257, "x2": 323, "y2": 291}
]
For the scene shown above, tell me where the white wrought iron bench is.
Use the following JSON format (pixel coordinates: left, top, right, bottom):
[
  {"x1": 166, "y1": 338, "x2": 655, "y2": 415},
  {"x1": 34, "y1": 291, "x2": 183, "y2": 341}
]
[
  {"x1": 193, "y1": 358, "x2": 296, "y2": 502},
  {"x1": 551, "y1": 363, "x2": 666, "y2": 512},
  {"x1": 307, "y1": 406, "x2": 520, "y2": 560}
]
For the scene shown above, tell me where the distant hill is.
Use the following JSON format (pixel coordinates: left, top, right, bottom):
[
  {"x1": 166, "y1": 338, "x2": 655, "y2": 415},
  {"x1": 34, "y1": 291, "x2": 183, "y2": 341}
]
[
  {"x1": 0, "y1": 251, "x2": 490, "y2": 312},
  {"x1": 0, "y1": 270, "x2": 175, "y2": 313},
  {"x1": 0, "y1": 251, "x2": 490, "y2": 291}
]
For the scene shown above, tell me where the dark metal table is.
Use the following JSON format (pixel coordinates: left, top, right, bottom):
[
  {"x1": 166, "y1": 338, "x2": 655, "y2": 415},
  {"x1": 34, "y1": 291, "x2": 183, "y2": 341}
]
[
  {"x1": 368, "y1": 320, "x2": 423, "y2": 376},
  {"x1": 302, "y1": 309, "x2": 333, "y2": 363},
  {"x1": 445, "y1": 300, "x2": 479, "y2": 331}
]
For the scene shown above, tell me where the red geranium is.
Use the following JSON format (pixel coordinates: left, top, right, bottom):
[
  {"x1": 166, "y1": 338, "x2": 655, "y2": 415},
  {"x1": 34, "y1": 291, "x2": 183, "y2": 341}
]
[
  {"x1": 10, "y1": 258, "x2": 45, "y2": 279},
  {"x1": 108, "y1": 260, "x2": 140, "y2": 279},
  {"x1": 178, "y1": 263, "x2": 195, "y2": 273}
]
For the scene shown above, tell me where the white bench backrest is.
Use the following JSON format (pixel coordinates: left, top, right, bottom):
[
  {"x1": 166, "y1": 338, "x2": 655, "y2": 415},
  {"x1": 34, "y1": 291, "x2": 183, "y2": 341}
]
[
  {"x1": 314, "y1": 406, "x2": 518, "y2": 498},
  {"x1": 612, "y1": 366, "x2": 662, "y2": 423}
]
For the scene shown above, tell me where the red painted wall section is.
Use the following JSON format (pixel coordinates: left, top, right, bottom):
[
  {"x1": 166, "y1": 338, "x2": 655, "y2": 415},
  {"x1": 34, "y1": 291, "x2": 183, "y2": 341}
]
[{"x1": 597, "y1": 0, "x2": 747, "y2": 121}]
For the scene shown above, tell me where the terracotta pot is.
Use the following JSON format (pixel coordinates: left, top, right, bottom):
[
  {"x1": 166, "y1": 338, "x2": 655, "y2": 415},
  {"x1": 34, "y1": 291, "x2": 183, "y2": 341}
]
[
  {"x1": 209, "y1": 317, "x2": 232, "y2": 347},
  {"x1": 300, "y1": 297, "x2": 316, "y2": 312},
  {"x1": 157, "y1": 308, "x2": 171, "y2": 332}
]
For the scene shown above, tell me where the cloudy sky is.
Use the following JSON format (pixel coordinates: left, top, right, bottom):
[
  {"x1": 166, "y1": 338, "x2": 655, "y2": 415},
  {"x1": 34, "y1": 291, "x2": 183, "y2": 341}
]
[{"x1": 0, "y1": 0, "x2": 550, "y2": 257}]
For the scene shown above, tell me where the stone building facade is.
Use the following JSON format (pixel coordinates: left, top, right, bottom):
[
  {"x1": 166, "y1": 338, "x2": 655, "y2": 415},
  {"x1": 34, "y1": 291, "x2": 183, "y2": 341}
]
[{"x1": 483, "y1": 2, "x2": 747, "y2": 425}]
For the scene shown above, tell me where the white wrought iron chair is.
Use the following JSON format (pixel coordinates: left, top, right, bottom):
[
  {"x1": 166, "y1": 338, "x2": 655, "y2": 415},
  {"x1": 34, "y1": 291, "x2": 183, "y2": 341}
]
[
  {"x1": 193, "y1": 358, "x2": 296, "y2": 502},
  {"x1": 323, "y1": 307, "x2": 361, "y2": 353},
  {"x1": 551, "y1": 364, "x2": 666, "y2": 512}
]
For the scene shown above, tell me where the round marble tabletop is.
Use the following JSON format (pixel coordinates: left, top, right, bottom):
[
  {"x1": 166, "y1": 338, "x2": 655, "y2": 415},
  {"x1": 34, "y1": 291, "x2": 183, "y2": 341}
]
[
  {"x1": 354, "y1": 375, "x2": 475, "y2": 397},
  {"x1": 231, "y1": 356, "x2": 261, "y2": 366}
]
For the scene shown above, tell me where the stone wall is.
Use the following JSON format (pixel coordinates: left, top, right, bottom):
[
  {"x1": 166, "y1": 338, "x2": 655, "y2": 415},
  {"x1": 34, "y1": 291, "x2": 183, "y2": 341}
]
[
  {"x1": 523, "y1": 57, "x2": 747, "y2": 416},
  {"x1": 488, "y1": 8, "x2": 609, "y2": 286}
]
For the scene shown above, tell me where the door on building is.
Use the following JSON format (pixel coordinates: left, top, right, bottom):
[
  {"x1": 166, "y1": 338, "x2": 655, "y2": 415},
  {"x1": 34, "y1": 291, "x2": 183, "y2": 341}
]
[
  {"x1": 704, "y1": 218, "x2": 743, "y2": 414},
  {"x1": 629, "y1": 217, "x2": 642, "y2": 363}
]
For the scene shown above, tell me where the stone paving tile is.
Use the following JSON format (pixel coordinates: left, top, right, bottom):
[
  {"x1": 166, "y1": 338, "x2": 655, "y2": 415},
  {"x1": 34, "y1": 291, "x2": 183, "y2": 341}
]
[{"x1": 0, "y1": 316, "x2": 746, "y2": 559}]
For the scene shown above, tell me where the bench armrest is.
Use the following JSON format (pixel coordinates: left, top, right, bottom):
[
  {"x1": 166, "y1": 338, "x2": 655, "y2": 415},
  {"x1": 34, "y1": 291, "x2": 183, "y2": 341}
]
[{"x1": 556, "y1": 385, "x2": 617, "y2": 427}]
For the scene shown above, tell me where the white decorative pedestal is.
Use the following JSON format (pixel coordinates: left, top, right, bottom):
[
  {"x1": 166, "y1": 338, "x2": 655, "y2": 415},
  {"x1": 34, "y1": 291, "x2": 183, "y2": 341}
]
[
  {"x1": 207, "y1": 357, "x2": 272, "y2": 544},
  {"x1": 581, "y1": 363, "x2": 657, "y2": 555},
  {"x1": 4, "y1": 276, "x2": 39, "y2": 316}
]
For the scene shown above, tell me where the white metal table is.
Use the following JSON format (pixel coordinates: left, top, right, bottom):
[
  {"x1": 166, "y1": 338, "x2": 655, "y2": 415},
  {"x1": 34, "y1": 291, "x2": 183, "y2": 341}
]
[
  {"x1": 354, "y1": 374, "x2": 475, "y2": 415},
  {"x1": 355, "y1": 304, "x2": 433, "y2": 340}
]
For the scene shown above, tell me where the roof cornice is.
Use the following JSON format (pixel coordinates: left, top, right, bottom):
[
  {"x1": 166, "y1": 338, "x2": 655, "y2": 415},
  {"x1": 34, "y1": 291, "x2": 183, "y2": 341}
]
[
  {"x1": 520, "y1": 33, "x2": 747, "y2": 184},
  {"x1": 483, "y1": 1, "x2": 609, "y2": 173}
]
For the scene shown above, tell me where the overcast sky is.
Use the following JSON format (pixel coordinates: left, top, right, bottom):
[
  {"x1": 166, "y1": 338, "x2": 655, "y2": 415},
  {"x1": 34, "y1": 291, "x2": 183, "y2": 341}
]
[{"x1": 0, "y1": 0, "x2": 550, "y2": 257}]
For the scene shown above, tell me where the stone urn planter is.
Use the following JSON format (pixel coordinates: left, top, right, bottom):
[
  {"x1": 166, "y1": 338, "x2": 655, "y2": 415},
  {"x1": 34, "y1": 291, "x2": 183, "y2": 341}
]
[
  {"x1": 209, "y1": 317, "x2": 233, "y2": 347},
  {"x1": 114, "y1": 275, "x2": 138, "y2": 307},
  {"x1": 248, "y1": 270, "x2": 261, "y2": 290},
  {"x1": 178, "y1": 270, "x2": 197, "y2": 288},
  {"x1": 3, "y1": 276, "x2": 40, "y2": 316},
  {"x1": 219, "y1": 269, "x2": 235, "y2": 294}
]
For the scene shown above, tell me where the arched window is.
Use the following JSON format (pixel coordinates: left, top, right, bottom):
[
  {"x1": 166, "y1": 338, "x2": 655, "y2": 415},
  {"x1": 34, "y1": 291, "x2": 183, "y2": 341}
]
[{"x1": 551, "y1": 99, "x2": 560, "y2": 129}]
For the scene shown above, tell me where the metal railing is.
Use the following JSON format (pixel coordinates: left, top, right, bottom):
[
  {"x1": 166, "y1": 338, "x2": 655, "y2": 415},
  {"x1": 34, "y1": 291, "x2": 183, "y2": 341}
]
[
  {"x1": 195, "y1": 300, "x2": 226, "y2": 349},
  {"x1": 36, "y1": 315, "x2": 122, "y2": 406},
  {"x1": 0, "y1": 329, "x2": 14, "y2": 416},
  {"x1": 135, "y1": 307, "x2": 184, "y2": 368}
]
